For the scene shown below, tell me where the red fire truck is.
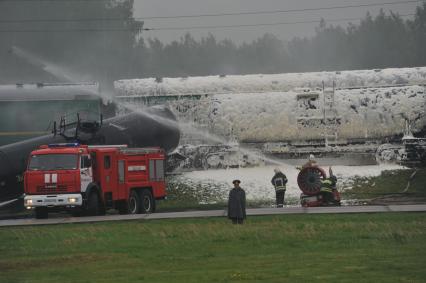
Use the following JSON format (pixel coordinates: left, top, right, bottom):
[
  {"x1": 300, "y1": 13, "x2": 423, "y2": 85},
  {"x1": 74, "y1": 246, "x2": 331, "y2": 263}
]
[{"x1": 23, "y1": 143, "x2": 167, "y2": 219}]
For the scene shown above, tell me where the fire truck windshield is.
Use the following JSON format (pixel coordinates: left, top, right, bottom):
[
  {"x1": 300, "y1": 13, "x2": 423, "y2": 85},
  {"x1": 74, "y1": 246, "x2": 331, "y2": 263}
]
[{"x1": 28, "y1": 154, "x2": 78, "y2": 171}]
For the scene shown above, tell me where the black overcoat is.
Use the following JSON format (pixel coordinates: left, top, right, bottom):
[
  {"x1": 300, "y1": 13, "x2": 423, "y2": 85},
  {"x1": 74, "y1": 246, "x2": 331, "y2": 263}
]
[{"x1": 227, "y1": 187, "x2": 246, "y2": 219}]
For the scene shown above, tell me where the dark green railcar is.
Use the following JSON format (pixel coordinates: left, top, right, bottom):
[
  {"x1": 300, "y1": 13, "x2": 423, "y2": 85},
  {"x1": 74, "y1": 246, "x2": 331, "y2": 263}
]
[{"x1": 0, "y1": 83, "x2": 101, "y2": 146}]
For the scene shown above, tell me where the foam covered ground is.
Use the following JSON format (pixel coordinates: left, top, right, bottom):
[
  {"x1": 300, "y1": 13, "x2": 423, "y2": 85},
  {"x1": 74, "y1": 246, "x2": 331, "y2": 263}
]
[{"x1": 173, "y1": 164, "x2": 403, "y2": 203}]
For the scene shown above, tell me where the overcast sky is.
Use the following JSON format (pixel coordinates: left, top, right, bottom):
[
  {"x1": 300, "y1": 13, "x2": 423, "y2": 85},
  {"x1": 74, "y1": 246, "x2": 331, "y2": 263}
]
[{"x1": 133, "y1": 0, "x2": 420, "y2": 43}]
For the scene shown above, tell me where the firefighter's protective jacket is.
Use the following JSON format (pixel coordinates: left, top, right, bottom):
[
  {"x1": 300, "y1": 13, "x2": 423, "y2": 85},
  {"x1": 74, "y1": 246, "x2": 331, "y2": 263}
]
[
  {"x1": 271, "y1": 172, "x2": 288, "y2": 191},
  {"x1": 320, "y1": 178, "x2": 336, "y2": 193}
]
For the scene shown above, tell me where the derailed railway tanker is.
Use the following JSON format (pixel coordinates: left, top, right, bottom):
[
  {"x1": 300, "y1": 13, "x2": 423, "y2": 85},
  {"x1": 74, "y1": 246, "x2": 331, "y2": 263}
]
[
  {"x1": 116, "y1": 67, "x2": 426, "y2": 168},
  {"x1": 0, "y1": 106, "x2": 180, "y2": 203}
]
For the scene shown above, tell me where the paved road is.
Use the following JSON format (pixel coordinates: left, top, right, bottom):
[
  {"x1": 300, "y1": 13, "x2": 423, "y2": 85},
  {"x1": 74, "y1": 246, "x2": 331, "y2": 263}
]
[{"x1": 0, "y1": 204, "x2": 425, "y2": 227}]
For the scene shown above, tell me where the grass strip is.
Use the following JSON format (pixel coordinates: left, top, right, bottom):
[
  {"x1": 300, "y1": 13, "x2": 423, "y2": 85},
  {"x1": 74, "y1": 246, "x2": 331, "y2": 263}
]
[{"x1": 0, "y1": 212, "x2": 425, "y2": 283}]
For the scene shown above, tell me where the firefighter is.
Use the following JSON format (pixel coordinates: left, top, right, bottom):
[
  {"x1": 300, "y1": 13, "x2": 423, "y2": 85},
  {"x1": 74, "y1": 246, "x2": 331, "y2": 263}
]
[
  {"x1": 296, "y1": 154, "x2": 317, "y2": 171},
  {"x1": 320, "y1": 171, "x2": 337, "y2": 205},
  {"x1": 302, "y1": 154, "x2": 318, "y2": 169},
  {"x1": 271, "y1": 168, "x2": 288, "y2": 207},
  {"x1": 228, "y1": 180, "x2": 246, "y2": 224}
]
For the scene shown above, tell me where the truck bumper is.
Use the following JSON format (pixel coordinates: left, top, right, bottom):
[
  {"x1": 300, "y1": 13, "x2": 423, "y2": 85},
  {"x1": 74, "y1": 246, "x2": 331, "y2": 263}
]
[{"x1": 24, "y1": 194, "x2": 83, "y2": 208}]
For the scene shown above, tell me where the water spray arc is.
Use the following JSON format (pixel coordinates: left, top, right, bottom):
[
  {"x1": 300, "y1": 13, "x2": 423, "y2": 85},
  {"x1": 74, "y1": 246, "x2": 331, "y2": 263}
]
[{"x1": 119, "y1": 101, "x2": 291, "y2": 170}]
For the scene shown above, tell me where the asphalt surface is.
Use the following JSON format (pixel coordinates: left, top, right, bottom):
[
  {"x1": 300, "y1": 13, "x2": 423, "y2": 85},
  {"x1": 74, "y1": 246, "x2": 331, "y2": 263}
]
[{"x1": 0, "y1": 204, "x2": 425, "y2": 227}]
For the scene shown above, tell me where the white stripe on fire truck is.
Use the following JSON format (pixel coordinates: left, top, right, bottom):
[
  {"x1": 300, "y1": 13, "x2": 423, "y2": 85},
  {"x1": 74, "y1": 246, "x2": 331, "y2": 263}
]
[
  {"x1": 51, "y1": 174, "x2": 57, "y2": 183},
  {"x1": 44, "y1": 174, "x2": 50, "y2": 184},
  {"x1": 128, "y1": 165, "x2": 146, "y2": 171}
]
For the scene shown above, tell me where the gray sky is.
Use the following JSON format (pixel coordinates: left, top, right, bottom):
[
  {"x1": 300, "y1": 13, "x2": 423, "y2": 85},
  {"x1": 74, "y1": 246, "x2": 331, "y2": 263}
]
[{"x1": 133, "y1": 0, "x2": 420, "y2": 43}]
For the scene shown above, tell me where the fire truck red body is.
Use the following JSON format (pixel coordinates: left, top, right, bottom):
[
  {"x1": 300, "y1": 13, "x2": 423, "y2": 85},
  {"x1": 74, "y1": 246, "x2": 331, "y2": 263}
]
[{"x1": 23, "y1": 143, "x2": 166, "y2": 219}]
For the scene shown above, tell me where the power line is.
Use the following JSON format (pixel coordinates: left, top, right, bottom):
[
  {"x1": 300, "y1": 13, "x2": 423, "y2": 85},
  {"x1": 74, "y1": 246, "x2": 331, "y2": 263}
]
[
  {"x1": 0, "y1": 0, "x2": 423, "y2": 23},
  {"x1": 0, "y1": 13, "x2": 416, "y2": 33},
  {"x1": 0, "y1": 28, "x2": 143, "y2": 33},
  {"x1": 139, "y1": 0, "x2": 425, "y2": 20},
  {"x1": 146, "y1": 14, "x2": 416, "y2": 31},
  {"x1": 0, "y1": 0, "x2": 107, "y2": 1}
]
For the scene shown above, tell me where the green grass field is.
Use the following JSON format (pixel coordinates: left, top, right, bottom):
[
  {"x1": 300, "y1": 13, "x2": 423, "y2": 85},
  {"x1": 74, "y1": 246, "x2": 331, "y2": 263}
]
[
  {"x1": 344, "y1": 169, "x2": 426, "y2": 200},
  {"x1": 1, "y1": 213, "x2": 425, "y2": 283}
]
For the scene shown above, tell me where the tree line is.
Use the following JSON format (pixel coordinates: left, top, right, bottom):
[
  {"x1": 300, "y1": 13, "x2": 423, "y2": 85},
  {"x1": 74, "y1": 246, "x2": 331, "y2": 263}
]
[
  {"x1": 0, "y1": 1, "x2": 425, "y2": 84},
  {"x1": 137, "y1": 4, "x2": 426, "y2": 77},
  {"x1": 0, "y1": 0, "x2": 142, "y2": 84}
]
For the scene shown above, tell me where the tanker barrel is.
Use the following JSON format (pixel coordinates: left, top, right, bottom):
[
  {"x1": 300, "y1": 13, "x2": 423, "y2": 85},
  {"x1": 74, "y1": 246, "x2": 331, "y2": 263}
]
[
  {"x1": 98, "y1": 106, "x2": 180, "y2": 153},
  {"x1": 0, "y1": 151, "x2": 14, "y2": 201},
  {"x1": 0, "y1": 134, "x2": 66, "y2": 201}
]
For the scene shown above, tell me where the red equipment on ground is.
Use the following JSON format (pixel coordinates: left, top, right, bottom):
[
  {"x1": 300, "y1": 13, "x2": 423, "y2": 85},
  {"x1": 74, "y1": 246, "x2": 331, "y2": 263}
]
[
  {"x1": 23, "y1": 143, "x2": 166, "y2": 219},
  {"x1": 297, "y1": 166, "x2": 341, "y2": 207}
]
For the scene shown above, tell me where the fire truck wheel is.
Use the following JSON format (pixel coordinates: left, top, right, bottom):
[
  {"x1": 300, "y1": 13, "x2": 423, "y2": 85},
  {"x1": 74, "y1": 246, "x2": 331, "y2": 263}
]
[
  {"x1": 98, "y1": 204, "x2": 106, "y2": 216},
  {"x1": 140, "y1": 190, "x2": 154, "y2": 213},
  {"x1": 35, "y1": 207, "x2": 48, "y2": 219},
  {"x1": 128, "y1": 190, "x2": 141, "y2": 214},
  {"x1": 87, "y1": 192, "x2": 100, "y2": 216},
  {"x1": 71, "y1": 209, "x2": 83, "y2": 217},
  {"x1": 117, "y1": 202, "x2": 127, "y2": 214}
]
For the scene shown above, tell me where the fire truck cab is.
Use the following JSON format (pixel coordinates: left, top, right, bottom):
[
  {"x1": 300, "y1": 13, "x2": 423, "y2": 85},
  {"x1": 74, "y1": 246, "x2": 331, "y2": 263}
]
[{"x1": 24, "y1": 143, "x2": 166, "y2": 219}]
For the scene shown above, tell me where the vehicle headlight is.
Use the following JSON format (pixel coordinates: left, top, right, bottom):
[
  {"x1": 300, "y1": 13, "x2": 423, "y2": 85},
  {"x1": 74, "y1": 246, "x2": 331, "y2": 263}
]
[
  {"x1": 68, "y1": 198, "x2": 77, "y2": 203},
  {"x1": 25, "y1": 199, "x2": 33, "y2": 205}
]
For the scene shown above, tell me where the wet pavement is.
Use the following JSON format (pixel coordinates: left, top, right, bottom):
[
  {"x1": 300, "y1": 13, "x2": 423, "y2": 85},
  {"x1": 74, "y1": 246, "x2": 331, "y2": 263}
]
[{"x1": 0, "y1": 204, "x2": 425, "y2": 227}]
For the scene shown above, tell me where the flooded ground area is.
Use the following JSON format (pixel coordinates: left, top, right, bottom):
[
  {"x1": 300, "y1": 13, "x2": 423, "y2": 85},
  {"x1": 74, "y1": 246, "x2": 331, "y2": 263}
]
[{"x1": 167, "y1": 164, "x2": 416, "y2": 206}]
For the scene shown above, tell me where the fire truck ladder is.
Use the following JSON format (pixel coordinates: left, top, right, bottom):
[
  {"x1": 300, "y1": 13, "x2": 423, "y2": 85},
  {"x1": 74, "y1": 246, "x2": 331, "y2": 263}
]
[{"x1": 322, "y1": 81, "x2": 339, "y2": 147}]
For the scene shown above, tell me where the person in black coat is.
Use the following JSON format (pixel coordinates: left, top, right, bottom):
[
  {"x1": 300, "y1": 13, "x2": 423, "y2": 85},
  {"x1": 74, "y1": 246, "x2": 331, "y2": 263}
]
[
  {"x1": 271, "y1": 168, "x2": 288, "y2": 207},
  {"x1": 228, "y1": 180, "x2": 246, "y2": 224}
]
